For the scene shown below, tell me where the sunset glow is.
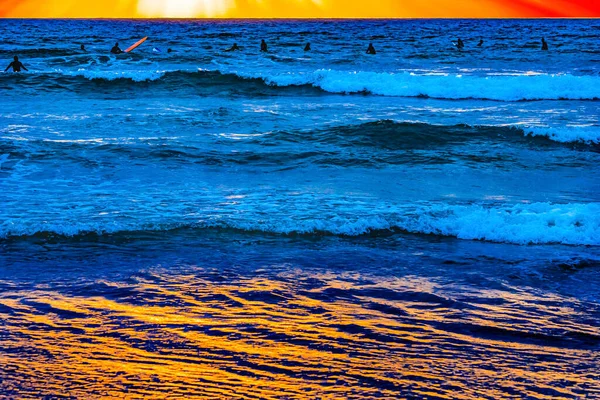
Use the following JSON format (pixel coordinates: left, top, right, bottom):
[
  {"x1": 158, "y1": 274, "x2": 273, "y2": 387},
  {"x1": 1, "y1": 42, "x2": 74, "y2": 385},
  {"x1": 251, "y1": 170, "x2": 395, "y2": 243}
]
[{"x1": 1, "y1": 0, "x2": 600, "y2": 18}]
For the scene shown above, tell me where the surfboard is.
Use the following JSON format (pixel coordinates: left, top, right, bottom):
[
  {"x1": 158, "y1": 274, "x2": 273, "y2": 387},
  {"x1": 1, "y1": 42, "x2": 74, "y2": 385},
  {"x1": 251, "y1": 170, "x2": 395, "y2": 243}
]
[{"x1": 125, "y1": 37, "x2": 148, "y2": 53}]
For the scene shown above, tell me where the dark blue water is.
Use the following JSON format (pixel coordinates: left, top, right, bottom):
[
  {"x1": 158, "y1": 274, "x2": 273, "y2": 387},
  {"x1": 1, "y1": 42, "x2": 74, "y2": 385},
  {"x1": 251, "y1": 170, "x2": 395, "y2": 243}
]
[{"x1": 1, "y1": 19, "x2": 599, "y2": 398}]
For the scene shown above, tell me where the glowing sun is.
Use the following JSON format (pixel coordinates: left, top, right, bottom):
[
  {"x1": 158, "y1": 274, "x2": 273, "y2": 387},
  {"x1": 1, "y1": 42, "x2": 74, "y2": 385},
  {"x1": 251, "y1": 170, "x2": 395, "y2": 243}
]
[{"x1": 136, "y1": 0, "x2": 235, "y2": 18}]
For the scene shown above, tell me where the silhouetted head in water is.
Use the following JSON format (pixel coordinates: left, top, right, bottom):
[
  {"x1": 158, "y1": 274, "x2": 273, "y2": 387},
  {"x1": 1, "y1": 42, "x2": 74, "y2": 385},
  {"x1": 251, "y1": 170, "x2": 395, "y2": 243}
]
[
  {"x1": 366, "y1": 43, "x2": 376, "y2": 55},
  {"x1": 260, "y1": 39, "x2": 268, "y2": 52},
  {"x1": 541, "y1": 37, "x2": 548, "y2": 50},
  {"x1": 81, "y1": 44, "x2": 86, "y2": 51},
  {"x1": 167, "y1": 48, "x2": 173, "y2": 53},
  {"x1": 477, "y1": 39, "x2": 484, "y2": 47},
  {"x1": 5, "y1": 55, "x2": 27, "y2": 72},
  {"x1": 304, "y1": 43, "x2": 311, "y2": 51}
]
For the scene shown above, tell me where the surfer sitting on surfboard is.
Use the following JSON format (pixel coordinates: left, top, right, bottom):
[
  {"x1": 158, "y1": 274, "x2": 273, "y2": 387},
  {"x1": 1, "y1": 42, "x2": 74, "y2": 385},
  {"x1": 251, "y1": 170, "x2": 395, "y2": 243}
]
[
  {"x1": 456, "y1": 38, "x2": 465, "y2": 49},
  {"x1": 366, "y1": 43, "x2": 376, "y2": 55},
  {"x1": 4, "y1": 56, "x2": 28, "y2": 72},
  {"x1": 111, "y1": 42, "x2": 123, "y2": 54}
]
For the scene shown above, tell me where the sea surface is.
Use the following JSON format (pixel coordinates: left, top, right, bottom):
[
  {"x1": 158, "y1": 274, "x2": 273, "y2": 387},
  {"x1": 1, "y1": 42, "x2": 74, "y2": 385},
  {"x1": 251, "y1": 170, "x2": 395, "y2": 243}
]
[{"x1": 1, "y1": 19, "x2": 600, "y2": 399}]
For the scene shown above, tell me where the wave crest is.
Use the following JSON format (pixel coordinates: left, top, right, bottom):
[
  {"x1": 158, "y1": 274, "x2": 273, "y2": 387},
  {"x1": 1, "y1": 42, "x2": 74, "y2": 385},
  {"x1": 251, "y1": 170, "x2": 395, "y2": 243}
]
[
  {"x1": 5, "y1": 68, "x2": 600, "y2": 101},
  {"x1": 242, "y1": 69, "x2": 600, "y2": 101},
  {"x1": 2, "y1": 202, "x2": 598, "y2": 246}
]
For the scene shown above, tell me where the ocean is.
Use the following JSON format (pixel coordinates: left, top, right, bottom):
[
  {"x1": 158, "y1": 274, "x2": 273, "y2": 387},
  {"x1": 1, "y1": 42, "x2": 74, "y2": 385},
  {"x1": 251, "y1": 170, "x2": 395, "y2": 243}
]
[{"x1": 1, "y1": 19, "x2": 599, "y2": 398}]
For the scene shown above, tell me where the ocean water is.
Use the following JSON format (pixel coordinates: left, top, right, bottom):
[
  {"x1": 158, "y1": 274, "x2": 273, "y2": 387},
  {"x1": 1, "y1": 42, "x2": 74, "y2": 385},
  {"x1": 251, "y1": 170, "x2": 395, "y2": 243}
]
[{"x1": 1, "y1": 19, "x2": 600, "y2": 398}]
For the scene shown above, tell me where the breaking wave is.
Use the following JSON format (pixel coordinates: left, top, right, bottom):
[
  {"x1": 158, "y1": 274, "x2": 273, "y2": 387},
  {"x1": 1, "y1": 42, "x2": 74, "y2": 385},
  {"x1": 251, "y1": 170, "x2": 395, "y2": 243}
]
[
  {"x1": 227, "y1": 69, "x2": 600, "y2": 101},
  {"x1": 2, "y1": 202, "x2": 598, "y2": 246},
  {"x1": 3, "y1": 68, "x2": 600, "y2": 102}
]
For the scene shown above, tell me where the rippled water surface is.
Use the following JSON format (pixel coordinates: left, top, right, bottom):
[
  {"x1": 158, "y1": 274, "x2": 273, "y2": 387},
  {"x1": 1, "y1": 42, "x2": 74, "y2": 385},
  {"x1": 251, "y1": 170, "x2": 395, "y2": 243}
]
[
  {"x1": 2, "y1": 233, "x2": 600, "y2": 399},
  {"x1": 1, "y1": 19, "x2": 600, "y2": 398}
]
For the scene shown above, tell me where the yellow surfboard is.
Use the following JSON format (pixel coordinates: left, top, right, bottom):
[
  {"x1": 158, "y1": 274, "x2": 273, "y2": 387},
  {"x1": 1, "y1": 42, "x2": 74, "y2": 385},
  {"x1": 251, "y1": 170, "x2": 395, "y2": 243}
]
[{"x1": 125, "y1": 37, "x2": 148, "y2": 53}]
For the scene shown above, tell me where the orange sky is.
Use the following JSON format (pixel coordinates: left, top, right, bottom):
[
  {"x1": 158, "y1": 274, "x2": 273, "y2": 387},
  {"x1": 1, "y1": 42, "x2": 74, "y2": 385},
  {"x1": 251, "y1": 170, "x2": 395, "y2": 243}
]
[{"x1": 1, "y1": 0, "x2": 599, "y2": 18}]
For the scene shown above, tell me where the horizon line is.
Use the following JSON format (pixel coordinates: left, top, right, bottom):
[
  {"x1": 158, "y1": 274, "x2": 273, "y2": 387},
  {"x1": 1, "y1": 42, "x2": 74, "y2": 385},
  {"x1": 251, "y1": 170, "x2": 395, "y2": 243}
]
[{"x1": 1, "y1": 17, "x2": 598, "y2": 20}]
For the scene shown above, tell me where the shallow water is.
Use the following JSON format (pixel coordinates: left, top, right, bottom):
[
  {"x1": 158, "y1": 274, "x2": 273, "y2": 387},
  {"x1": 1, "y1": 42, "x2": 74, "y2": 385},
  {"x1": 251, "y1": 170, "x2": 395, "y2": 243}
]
[
  {"x1": 1, "y1": 19, "x2": 600, "y2": 398},
  {"x1": 2, "y1": 232, "x2": 600, "y2": 398}
]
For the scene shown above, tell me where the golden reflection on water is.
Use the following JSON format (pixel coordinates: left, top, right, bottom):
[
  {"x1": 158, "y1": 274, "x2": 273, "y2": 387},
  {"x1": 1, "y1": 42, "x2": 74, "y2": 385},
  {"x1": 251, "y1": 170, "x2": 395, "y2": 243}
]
[{"x1": 1, "y1": 270, "x2": 599, "y2": 399}]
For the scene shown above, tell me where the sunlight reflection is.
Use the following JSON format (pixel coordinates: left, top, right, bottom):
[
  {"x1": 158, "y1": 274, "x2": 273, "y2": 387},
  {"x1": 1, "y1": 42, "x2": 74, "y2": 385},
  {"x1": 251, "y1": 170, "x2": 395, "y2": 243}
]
[{"x1": 1, "y1": 270, "x2": 599, "y2": 398}]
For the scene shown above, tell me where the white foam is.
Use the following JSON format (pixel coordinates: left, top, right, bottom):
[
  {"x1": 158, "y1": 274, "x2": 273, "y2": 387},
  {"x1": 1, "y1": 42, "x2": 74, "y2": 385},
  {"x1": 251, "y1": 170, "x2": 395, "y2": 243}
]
[
  {"x1": 234, "y1": 69, "x2": 600, "y2": 101},
  {"x1": 2, "y1": 202, "x2": 598, "y2": 246},
  {"x1": 19, "y1": 68, "x2": 600, "y2": 101},
  {"x1": 397, "y1": 202, "x2": 600, "y2": 246},
  {"x1": 523, "y1": 126, "x2": 600, "y2": 144},
  {"x1": 214, "y1": 202, "x2": 600, "y2": 245}
]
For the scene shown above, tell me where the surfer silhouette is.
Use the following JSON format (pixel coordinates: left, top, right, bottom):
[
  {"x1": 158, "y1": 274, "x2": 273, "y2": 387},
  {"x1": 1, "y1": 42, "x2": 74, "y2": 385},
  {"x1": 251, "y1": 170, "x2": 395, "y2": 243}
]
[
  {"x1": 477, "y1": 39, "x2": 484, "y2": 47},
  {"x1": 541, "y1": 38, "x2": 549, "y2": 51},
  {"x1": 110, "y1": 42, "x2": 123, "y2": 54},
  {"x1": 456, "y1": 38, "x2": 465, "y2": 49},
  {"x1": 225, "y1": 43, "x2": 240, "y2": 52},
  {"x1": 304, "y1": 43, "x2": 311, "y2": 51},
  {"x1": 81, "y1": 44, "x2": 86, "y2": 51},
  {"x1": 4, "y1": 56, "x2": 28, "y2": 72},
  {"x1": 260, "y1": 40, "x2": 268, "y2": 52},
  {"x1": 366, "y1": 43, "x2": 376, "y2": 55}
]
